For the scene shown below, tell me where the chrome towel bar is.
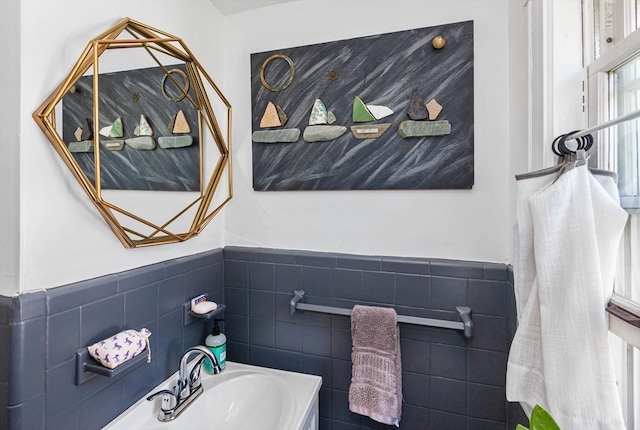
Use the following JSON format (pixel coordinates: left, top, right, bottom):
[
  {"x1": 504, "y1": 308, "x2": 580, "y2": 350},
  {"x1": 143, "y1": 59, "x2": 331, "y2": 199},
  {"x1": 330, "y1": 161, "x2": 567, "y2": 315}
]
[{"x1": 289, "y1": 290, "x2": 473, "y2": 339}]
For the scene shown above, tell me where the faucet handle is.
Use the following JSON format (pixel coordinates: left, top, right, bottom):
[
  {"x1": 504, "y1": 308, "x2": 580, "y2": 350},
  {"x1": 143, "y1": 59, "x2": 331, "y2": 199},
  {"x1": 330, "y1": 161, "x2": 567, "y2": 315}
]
[{"x1": 146, "y1": 389, "x2": 177, "y2": 412}]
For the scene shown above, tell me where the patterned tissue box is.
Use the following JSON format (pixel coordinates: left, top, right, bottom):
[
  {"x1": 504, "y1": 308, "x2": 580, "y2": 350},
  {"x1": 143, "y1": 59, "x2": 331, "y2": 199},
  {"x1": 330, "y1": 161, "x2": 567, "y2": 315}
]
[{"x1": 87, "y1": 328, "x2": 151, "y2": 369}]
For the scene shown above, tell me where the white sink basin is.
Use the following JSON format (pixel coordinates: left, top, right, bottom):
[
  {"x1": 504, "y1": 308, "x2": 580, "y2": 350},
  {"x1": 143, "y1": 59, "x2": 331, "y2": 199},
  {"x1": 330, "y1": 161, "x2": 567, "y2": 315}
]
[{"x1": 104, "y1": 361, "x2": 322, "y2": 430}]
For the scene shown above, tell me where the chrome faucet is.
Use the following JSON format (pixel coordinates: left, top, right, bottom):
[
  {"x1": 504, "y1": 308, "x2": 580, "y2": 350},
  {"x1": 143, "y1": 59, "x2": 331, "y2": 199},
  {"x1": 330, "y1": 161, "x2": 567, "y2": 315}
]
[{"x1": 147, "y1": 345, "x2": 222, "y2": 422}]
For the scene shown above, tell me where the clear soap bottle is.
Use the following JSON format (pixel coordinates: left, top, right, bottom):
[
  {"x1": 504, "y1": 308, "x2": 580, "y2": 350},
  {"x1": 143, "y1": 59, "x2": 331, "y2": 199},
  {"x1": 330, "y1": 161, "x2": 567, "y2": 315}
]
[{"x1": 204, "y1": 319, "x2": 226, "y2": 373}]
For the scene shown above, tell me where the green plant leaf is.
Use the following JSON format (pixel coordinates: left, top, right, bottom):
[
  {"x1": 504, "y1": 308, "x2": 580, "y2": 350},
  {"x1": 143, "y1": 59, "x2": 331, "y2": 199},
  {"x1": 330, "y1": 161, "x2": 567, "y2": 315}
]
[
  {"x1": 516, "y1": 425, "x2": 530, "y2": 430},
  {"x1": 530, "y1": 405, "x2": 561, "y2": 430}
]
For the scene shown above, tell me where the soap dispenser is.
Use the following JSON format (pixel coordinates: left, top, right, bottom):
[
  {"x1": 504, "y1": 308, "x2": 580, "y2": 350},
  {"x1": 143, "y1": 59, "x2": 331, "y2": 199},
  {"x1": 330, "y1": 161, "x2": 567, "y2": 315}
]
[{"x1": 204, "y1": 320, "x2": 226, "y2": 373}]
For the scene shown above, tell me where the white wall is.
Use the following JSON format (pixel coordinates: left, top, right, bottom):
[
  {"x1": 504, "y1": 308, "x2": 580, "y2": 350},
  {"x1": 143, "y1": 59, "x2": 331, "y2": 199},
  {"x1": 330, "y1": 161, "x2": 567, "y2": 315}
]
[
  {"x1": 2, "y1": 0, "x2": 528, "y2": 294},
  {"x1": 6, "y1": 0, "x2": 227, "y2": 294},
  {"x1": 223, "y1": 0, "x2": 516, "y2": 263},
  {"x1": 0, "y1": 0, "x2": 21, "y2": 296}
]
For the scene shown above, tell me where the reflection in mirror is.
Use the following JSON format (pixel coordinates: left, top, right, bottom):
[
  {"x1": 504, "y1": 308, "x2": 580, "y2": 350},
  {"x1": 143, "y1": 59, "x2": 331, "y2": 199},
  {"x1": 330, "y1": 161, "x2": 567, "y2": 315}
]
[{"x1": 33, "y1": 18, "x2": 231, "y2": 248}]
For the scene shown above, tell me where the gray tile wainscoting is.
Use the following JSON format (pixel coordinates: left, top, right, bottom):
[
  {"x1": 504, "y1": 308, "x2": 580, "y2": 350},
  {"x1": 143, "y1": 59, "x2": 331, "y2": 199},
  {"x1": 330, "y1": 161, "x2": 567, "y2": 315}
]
[
  {"x1": 0, "y1": 247, "x2": 525, "y2": 430},
  {"x1": 223, "y1": 247, "x2": 525, "y2": 430},
  {"x1": 0, "y1": 249, "x2": 223, "y2": 430}
]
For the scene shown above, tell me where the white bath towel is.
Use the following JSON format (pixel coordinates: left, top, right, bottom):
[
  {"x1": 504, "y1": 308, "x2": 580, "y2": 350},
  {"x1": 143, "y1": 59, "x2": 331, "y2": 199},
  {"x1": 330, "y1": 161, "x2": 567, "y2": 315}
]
[{"x1": 507, "y1": 164, "x2": 627, "y2": 429}]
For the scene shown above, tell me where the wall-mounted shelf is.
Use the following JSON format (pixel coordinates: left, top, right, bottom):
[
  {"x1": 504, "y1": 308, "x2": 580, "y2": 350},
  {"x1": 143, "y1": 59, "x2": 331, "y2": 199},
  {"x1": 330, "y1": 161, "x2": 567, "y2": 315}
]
[{"x1": 75, "y1": 347, "x2": 148, "y2": 385}]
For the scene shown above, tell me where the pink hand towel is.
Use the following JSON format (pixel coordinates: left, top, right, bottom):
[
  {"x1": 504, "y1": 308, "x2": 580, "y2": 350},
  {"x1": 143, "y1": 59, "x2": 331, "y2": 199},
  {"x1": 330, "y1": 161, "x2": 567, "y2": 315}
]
[{"x1": 349, "y1": 305, "x2": 402, "y2": 426}]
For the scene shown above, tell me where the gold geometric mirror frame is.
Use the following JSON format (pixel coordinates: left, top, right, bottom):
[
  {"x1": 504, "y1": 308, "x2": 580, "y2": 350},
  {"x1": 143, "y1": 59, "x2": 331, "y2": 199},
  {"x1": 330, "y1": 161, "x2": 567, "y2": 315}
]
[{"x1": 33, "y1": 18, "x2": 232, "y2": 248}]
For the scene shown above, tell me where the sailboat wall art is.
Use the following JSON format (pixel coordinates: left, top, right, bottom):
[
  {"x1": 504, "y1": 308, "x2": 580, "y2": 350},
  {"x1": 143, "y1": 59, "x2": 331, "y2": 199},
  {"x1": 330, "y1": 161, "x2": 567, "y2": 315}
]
[
  {"x1": 250, "y1": 20, "x2": 474, "y2": 191},
  {"x1": 62, "y1": 64, "x2": 201, "y2": 191}
]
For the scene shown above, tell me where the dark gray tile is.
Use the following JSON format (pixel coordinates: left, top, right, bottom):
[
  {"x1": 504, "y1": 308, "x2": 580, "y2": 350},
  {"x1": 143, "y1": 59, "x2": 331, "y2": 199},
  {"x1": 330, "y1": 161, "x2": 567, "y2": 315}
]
[
  {"x1": 47, "y1": 407, "x2": 79, "y2": 430},
  {"x1": 225, "y1": 314, "x2": 249, "y2": 343},
  {"x1": 225, "y1": 287, "x2": 248, "y2": 316},
  {"x1": 202, "y1": 248, "x2": 224, "y2": 264},
  {"x1": 401, "y1": 339, "x2": 430, "y2": 374},
  {"x1": 157, "y1": 309, "x2": 182, "y2": 354},
  {"x1": 275, "y1": 321, "x2": 302, "y2": 352},
  {"x1": 468, "y1": 349, "x2": 507, "y2": 387},
  {"x1": 319, "y1": 386, "x2": 332, "y2": 418},
  {"x1": 0, "y1": 382, "x2": 7, "y2": 427},
  {"x1": 430, "y1": 409, "x2": 466, "y2": 430},
  {"x1": 249, "y1": 290, "x2": 275, "y2": 319},
  {"x1": 303, "y1": 354, "x2": 332, "y2": 383},
  {"x1": 8, "y1": 317, "x2": 45, "y2": 405},
  {"x1": 381, "y1": 257, "x2": 430, "y2": 275},
  {"x1": 227, "y1": 341, "x2": 248, "y2": 364},
  {"x1": 332, "y1": 419, "x2": 361, "y2": 430},
  {"x1": 79, "y1": 380, "x2": 123, "y2": 429},
  {"x1": 125, "y1": 283, "x2": 158, "y2": 328},
  {"x1": 403, "y1": 371, "x2": 429, "y2": 407},
  {"x1": 249, "y1": 345, "x2": 275, "y2": 368},
  {"x1": 431, "y1": 260, "x2": 484, "y2": 279},
  {"x1": 467, "y1": 383, "x2": 506, "y2": 422},
  {"x1": 117, "y1": 263, "x2": 164, "y2": 292},
  {"x1": 429, "y1": 326, "x2": 467, "y2": 347},
  {"x1": 45, "y1": 360, "x2": 82, "y2": 417},
  {"x1": 303, "y1": 325, "x2": 331, "y2": 357},
  {"x1": 158, "y1": 276, "x2": 185, "y2": 315},
  {"x1": 302, "y1": 266, "x2": 332, "y2": 297},
  {"x1": 429, "y1": 376, "x2": 467, "y2": 414},
  {"x1": 47, "y1": 275, "x2": 117, "y2": 314},
  {"x1": 336, "y1": 254, "x2": 382, "y2": 271},
  {"x1": 331, "y1": 328, "x2": 352, "y2": 360},
  {"x1": 164, "y1": 254, "x2": 199, "y2": 277},
  {"x1": 397, "y1": 404, "x2": 429, "y2": 430},
  {"x1": 331, "y1": 314, "x2": 351, "y2": 330},
  {"x1": 431, "y1": 343, "x2": 467, "y2": 380},
  {"x1": 430, "y1": 276, "x2": 467, "y2": 311},
  {"x1": 275, "y1": 350, "x2": 303, "y2": 373},
  {"x1": 396, "y1": 274, "x2": 429, "y2": 307},
  {"x1": 121, "y1": 357, "x2": 158, "y2": 409},
  {"x1": 206, "y1": 261, "x2": 224, "y2": 295},
  {"x1": 399, "y1": 324, "x2": 431, "y2": 342},
  {"x1": 11, "y1": 291, "x2": 46, "y2": 323},
  {"x1": 296, "y1": 252, "x2": 337, "y2": 268},
  {"x1": 275, "y1": 264, "x2": 303, "y2": 293},
  {"x1": 507, "y1": 401, "x2": 528, "y2": 429},
  {"x1": 363, "y1": 271, "x2": 395, "y2": 303},
  {"x1": 506, "y1": 283, "x2": 517, "y2": 325},
  {"x1": 332, "y1": 268, "x2": 363, "y2": 300},
  {"x1": 331, "y1": 358, "x2": 351, "y2": 391},
  {"x1": 483, "y1": 263, "x2": 509, "y2": 281},
  {"x1": 468, "y1": 316, "x2": 508, "y2": 352},
  {"x1": 468, "y1": 280, "x2": 507, "y2": 317},
  {"x1": 7, "y1": 394, "x2": 44, "y2": 430},
  {"x1": 224, "y1": 260, "x2": 249, "y2": 288},
  {"x1": 47, "y1": 308, "x2": 80, "y2": 370},
  {"x1": 80, "y1": 294, "x2": 124, "y2": 346},
  {"x1": 0, "y1": 326, "x2": 8, "y2": 383},
  {"x1": 250, "y1": 262, "x2": 275, "y2": 291},
  {"x1": 224, "y1": 246, "x2": 258, "y2": 261},
  {"x1": 249, "y1": 317, "x2": 275, "y2": 347},
  {"x1": 331, "y1": 389, "x2": 361, "y2": 424},
  {"x1": 0, "y1": 296, "x2": 11, "y2": 325},
  {"x1": 184, "y1": 266, "x2": 208, "y2": 302},
  {"x1": 257, "y1": 248, "x2": 297, "y2": 264},
  {"x1": 467, "y1": 417, "x2": 506, "y2": 430}
]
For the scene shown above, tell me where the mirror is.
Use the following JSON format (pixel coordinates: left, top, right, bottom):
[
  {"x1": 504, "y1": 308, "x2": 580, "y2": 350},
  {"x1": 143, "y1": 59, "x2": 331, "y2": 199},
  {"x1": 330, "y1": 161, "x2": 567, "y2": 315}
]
[{"x1": 33, "y1": 18, "x2": 232, "y2": 248}]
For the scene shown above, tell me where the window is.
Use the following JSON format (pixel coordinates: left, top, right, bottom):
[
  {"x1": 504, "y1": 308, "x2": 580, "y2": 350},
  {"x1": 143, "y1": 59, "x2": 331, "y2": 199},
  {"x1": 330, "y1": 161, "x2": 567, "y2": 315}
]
[{"x1": 585, "y1": 0, "x2": 640, "y2": 428}]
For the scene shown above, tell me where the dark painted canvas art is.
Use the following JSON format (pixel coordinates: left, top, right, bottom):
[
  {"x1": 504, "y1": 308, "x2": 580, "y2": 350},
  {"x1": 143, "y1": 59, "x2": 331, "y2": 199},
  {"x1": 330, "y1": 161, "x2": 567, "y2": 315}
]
[
  {"x1": 62, "y1": 64, "x2": 201, "y2": 191},
  {"x1": 250, "y1": 20, "x2": 474, "y2": 191}
]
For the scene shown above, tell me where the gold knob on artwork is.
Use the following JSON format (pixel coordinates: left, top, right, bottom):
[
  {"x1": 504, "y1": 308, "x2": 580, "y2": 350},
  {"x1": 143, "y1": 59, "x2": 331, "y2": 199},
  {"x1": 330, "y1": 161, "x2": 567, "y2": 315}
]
[{"x1": 432, "y1": 35, "x2": 446, "y2": 49}]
